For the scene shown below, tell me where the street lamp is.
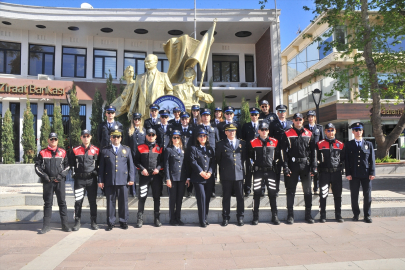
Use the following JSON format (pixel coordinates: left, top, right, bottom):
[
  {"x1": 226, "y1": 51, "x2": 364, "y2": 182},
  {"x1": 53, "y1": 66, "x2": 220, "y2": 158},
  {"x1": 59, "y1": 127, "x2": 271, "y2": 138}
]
[
  {"x1": 65, "y1": 89, "x2": 73, "y2": 151},
  {"x1": 312, "y1": 88, "x2": 322, "y2": 124}
]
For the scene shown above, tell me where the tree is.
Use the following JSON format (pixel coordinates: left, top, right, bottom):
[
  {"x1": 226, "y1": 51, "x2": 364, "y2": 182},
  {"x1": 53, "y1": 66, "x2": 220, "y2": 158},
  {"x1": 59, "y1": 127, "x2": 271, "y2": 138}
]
[
  {"x1": 302, "y1": 0, "x2": 405, "y2": 158},
  {"x1": 21, "y1": 97, "x2": 36, "y2": 163},
  {"x1": 1, "y1": 109, "x2": 15, "y2": 164},
  {"x1": 52, "y1": 102, "x2": 65, "y2": 148},
  {"x1": 255, "y1": 95, "x2": 260, "y2": 108},
  {"x1": 240, "y1": 97, "x2": 250, "y2": 126},
  {"x1": 106, "y1": 72, "x2": 117, "y2": 105},
  {"x1": 90, "y1": 89, "x2": 104, "y2": 147},
  {"x1": 40, "y1": 109, "x2": 51, "y2": 149},
  {"x1": 69, "y1": 85, "x2": 82, "y2": 148}
]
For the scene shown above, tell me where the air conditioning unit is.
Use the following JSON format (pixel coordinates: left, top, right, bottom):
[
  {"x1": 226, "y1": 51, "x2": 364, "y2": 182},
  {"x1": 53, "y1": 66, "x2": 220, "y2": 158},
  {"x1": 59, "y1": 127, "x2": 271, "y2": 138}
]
[
  {"x1": 239, "y1": 83, "x2": 248, "y2": 87},
  {"x1": 38, "y1": 74, "x2": 54, "y2": 80}
]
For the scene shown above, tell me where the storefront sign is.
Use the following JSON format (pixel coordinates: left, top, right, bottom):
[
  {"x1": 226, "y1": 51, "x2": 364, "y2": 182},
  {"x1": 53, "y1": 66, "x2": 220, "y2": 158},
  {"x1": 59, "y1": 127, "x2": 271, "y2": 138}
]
[
  {"x1": 381, "y1": 108, "x2": 404, "y2": 117},
  {"x1": 0, "y1": 83, "x2": 65, "y2": 96}
]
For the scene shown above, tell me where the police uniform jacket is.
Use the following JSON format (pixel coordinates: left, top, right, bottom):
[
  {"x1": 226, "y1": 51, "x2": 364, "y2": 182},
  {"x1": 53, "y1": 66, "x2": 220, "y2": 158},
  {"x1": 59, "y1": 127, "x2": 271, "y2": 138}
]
[
  {"x1": 134, "y1": 142, "x2": 164, "y2": 173},
  {"x1": 304, "y1": 124, "x2": 325, "y2": 143},
  {"x1": 164, "y1": 145, "x2": 187, "y2": 182},
  {"x1": 124, "y1": 127, "x2": 146, "y2": 160},
  {"x1": 156, "y1": 124, "x2": 173, "y2": 149},
  {"x1": 144, "y1": 118, "x2": 161, "y2": 130},
  {"x1": 189, "y1": 145, "x2": 216, "y2": 183},
  {"x1": 180, "y1": 126, "x2": 193, "y2": 150},
  {"x1": 190, "y1": 117, "x2": 199, "y2": 129},
  {"x1": 97, "y1": 121, "x2": 124, "y2": 149},
  {"x1": 249, "y1": 137, "x2": 280, "y2": 168},
  {"x1": 281, "y1": 127, "x2": 316, "y2": 169},
  {"x1": 269, "y1": 119, "x2": 293, "y2": 142},
  {"x1": 70, "y1": 144, "x2": 99, "y2": 179},
  {"x1": 316, "y1": 139, "x2": 345, "y2": 172},
  {"x1": 217, "y1": 121, "x2": 241, "y2": 141},
  {"x1": 98, "y1": 145, "x2": 135, "y2": 186},
  {"x1": 35, "y1": 146, "x2": 70, "y2": 181},
  {"x1": 259, "y1": 112, "x2": 278, "y2": 125},
  {"x1": 193, "y1": 124, "x2": 220, "y2": 150},
  {"x1": 211, "y1": 119, "x2": 222, "y2": 128},
  {"x1": 168, "y1": 118, "x2": 182, "y2": 128},
  {"x1": 345, "y1": 140, "x2": 375, "y2": 178},
  {"x1": 241, "y1": 122, "x2": 259, "y2": 142},
  {"x1": 216, "y1": 139, "x2": 246, "y2": 181}
]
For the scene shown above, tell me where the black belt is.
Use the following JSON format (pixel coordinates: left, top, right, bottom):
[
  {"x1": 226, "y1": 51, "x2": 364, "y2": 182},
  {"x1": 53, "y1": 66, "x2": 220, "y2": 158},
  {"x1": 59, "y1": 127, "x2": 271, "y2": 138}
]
[
  {"x1": 291, "y1": 157, "x2": 308, "y2": 163},
  {"x1": 319, "y1": 168, "x2": 341, "y2": 173},
  {"x1": 76, "y1": 172, "x2": 93, "y2": 179},
  {"x1": 255, "y1": 166, "x2": 273, "y2": 172}
]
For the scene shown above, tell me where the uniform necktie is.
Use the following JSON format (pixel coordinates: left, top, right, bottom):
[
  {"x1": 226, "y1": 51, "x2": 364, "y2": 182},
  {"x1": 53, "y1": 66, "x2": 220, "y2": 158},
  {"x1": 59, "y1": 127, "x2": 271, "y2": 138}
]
[
  {"x1": 282, "y1": 122, "x2": 285, "y2": 129},
  {"x1": 152, "y1": 119, "x2": 155, "y2": 125},
  {"x1": 253, "y1": 123, "x2": 256, "y2": 130},
  {"x1": 203, "y1": 146, "x2": 206, "y2": 153},
  {"x1": 230, "y1": 141, "x2": 235, "y2": 150},
  {"x1": 178, "y1": 148, "x2": 181, "y2": 154},
  {"x1": 357, "y1": 141, "x2": 360, "y2": 148},
  {"x1": 183, "y1": 128, "x2": 187, "y2": 133},
  {"x1": 162, "y1": 125, "x2": 166, "y2": 132},
  {"x1": 114, "y1": 146, "x2": 118, "y2": 154},
  {"x1": 108, "y1": 123, "x2": 112, "y2": 129}
]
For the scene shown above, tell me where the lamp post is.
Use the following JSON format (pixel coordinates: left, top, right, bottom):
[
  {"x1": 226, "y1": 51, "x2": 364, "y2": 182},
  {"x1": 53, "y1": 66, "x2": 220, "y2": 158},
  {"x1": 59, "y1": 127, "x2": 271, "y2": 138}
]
[
  {"x1": 312, "y1": 88, "x2": 322, "y2": 124},
  {"x1": 65, "y1": 89, "x2": 72, "y2": 151}
]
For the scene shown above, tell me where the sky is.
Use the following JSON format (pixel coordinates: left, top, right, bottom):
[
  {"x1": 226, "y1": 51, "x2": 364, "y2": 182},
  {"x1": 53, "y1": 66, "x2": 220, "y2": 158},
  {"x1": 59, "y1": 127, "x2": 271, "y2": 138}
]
[{"x1": 2, "y1": 0, "x2": 317, "y2": 51}]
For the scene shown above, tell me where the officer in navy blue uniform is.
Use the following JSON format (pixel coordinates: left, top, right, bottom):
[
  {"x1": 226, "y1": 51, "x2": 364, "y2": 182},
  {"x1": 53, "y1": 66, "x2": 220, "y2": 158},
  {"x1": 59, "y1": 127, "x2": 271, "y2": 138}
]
[
  {"x1": 217, "y1": 106, "x2": 241, "y2": 140},
  {"x1": 216, "y1": 123, "x2": 246, "y2": 226},
  {"x1": 168, "y1": 107, "x2": 182, "y2": 128},
  {"x1": 144, "y1": 104, "x2": 161, "y2": 130},
  {"x1": 269, "y1": 105, "x2": 293, "y2": 195},
  {"x1": 304, "y1": 110, "x2": 325, "y2": 194},
  {"x1": 345, "y1": 122, "x2": 375, "y2": 223},
  {"x1": 179, "y1": 112, "x2": 194, "y2": 197},
  {"x1": 124, "y1": 113, "x2": 146, "y2": 197},
  {"x1": 98, "y1": 128, "x2": 135, "y2": 231},
  {"x1": 211, "y1": 107, "x2": 223, "y2": 128},
  {"x1": 187, "y1": 128, "x2": 216, "y2": 227},
  {"x1": 241, "y1": 107, "x2": 261, "y2": 197},
  {"x1": 190, "y1": 105, "x2": 201, "y2": 128},
  {"x1": 156, "y1": 109, "x2": 173, "y2": 149},
  {"x1": 259, "y1": 100, "x2": 278, "y2": 125},
  {"x1": 97, "y1": 105, "x2": 124, "y2": 149}
]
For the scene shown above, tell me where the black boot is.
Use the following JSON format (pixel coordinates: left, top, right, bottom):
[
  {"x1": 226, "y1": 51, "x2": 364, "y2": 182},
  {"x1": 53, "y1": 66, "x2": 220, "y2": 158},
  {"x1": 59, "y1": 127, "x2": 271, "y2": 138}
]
[
  {"x1": 62, "y1": 223, "x2": 72, "y2": 232},
  {"x1": 72, "y1": 218, "x2": 81, "y2": 231},
  {"x1": 136, "y1": 212, "x2": 143, "y2": 228},
  {"x1": 335, "y1": 212, "x2": 344, "y2": 223},
  {"x1": 154, "y1": 212, "x2": 162, "y2": 227},
  {"x1": 305, "y1": 208, "x2": 314, "y2": 224},
  {"x1": 271, "y1": 213, "x2": 280, "y2": 225},
  {"x1": 286, "y1": 209, "x2": 294, "y2": 225},
  {"x1": 320, "y1": 213, "x2": 326, "y2": 223},
  {"x1": 251, "y1": 211, "x2": 259, "y2": 225},
  {"x1": 39, "y1": 225, "x2": 50, "y2": 234},
  {"x1": 90, "y1": 216, "x2": 99, "y2": 230}
]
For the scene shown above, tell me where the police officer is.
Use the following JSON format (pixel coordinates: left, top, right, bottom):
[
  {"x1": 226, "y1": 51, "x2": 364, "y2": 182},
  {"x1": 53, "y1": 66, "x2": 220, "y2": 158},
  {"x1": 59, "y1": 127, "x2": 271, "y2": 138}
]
[
  {"x1": 190, "y1": 105, "x2": 201, "y2": 128},
  {"x1": 211, "y1": 107, "x2": 223, "y2": 127},
  {"x1": 216, "y1": 123, "x2": 246, "y2": 226},
  {"x1": 217, "y1": 106, "x2": 241, "y2": 140},
  {"x1": 187, "y1": 128, "x2": 216, "y2": 227},
  {"x1": 144, "y1": 104, "x2": 161, "y2": 130},
  {"x1": 241, "y1": 107, "x2": 261, "y2": 197},
  {"x1": 180, "y1": 112, "x2": 194, "y2": 198},
  {"x1": 304, "y1": 110, "x2": 325, "y2": 194},
  {"x1": 97, "y1": 105, "x2": 123, "y2": 149},
  {"x1": 168, "y1": 107, "x2": 182, "y2": 128},
  {"x1": 345, "y1": 122, "x2": 375, "y2": 223},
  {"x1": 249, "y1": 122, "x2": 281, "y2": 225},
  {"x1": 134, "y1": 128, "x2": 164, "y2": 228},
  {"x1": 269, "y1": 105, "x2": 293, "y2": 195},
  {"x1": 259, "y1": 100, "x2": 278, "y2": 125},
  {"x1": 35, "y1": 132, "x2": 71, "y2": 234},
  {"x1": 156, "y1": 109, "x2": 173, "y2": 149},
  {"x1": 125, "y1": 113, "x2": 146, "y2": 197},
  {"x1": 98, "y1": 128, "x2": 135, "y2": 231},
  {"x1": 281, "y1": 113, "x2": 317, "y2": 224},
  {"x1": 315, "y1": 123, "x2": 345, "y2": 223},
  {"x1": 70, "y1": 130, "x2": 100, "y2": 231}
]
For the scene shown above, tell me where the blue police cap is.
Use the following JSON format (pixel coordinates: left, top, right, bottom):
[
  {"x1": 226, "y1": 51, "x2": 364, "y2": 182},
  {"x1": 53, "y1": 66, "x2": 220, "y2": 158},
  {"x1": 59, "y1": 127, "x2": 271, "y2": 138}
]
[
  {"x1": 159, "y1": 109, "x2": 170, "y2": 116},
  {"x1": 276, "y1": 104, "x2": 288, "y2": 111},
  {"x1": 172, "y1": 130, "x2": 181, "y2": 136},
  {"x1": 149, "y1": 104, "x2": 160, "y2": 110},
  {"x1": 180, "y1": 112, "x2": 190, "y2": 118},
  {"x1": 49, "y1": 132, "x2": 58, "y2": 139},
  {"x1": 172, "y1": 107, "x2": 181, "y2": 112},
  {"x1": 350, "y1": 122, "x2": 364, "y2": 129},
  {"x1": 214, "y1": 107, "x2": 222, "y2": 111},
  {"x1": 201, "y1": 108, "x2": 211, "y2": 115},
  {"x1": 132, "y1": 113, "x2": 142, "y2": 119},
  {"x1": 259, "y1": 122, "x2": 269, "y2": 130},
  {"x1": 105, "y1": 105, "x2": 116, "y2": 112},
  {"x1": 307, "y1": 110, "x2": 316, "y2": 116},
  {"x1": 198, "y1": 128, "x2": 208, "y2": 135},
  {"x1": 191, "y1": 105, "x2": 200, "y2": 111},
  {"x1": 249, "y1": 107, "x2": 260, "y2": 114},
  {"x1": 325, "y1": 123, "x2": 335, "y2": 129},
  {"x1": 224, "y1": 106, "x2": 234, "y2": 113}
]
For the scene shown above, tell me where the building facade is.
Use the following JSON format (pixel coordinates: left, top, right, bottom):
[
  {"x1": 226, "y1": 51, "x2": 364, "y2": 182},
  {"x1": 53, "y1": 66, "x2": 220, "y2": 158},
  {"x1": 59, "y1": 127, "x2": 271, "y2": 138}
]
[{"x1": 0, "y1": 3, "x2": 281, "y2": 162}]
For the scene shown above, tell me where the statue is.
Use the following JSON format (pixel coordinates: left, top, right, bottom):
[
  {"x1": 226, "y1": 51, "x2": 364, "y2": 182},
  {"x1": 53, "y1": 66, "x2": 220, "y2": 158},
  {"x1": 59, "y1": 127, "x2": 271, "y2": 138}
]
[
  {"x1": 111, "y1": 65, "x2": 135, "y2": 116},
  {"x1": 173, "y1": 67, "x2": 213, "y2": 112}
]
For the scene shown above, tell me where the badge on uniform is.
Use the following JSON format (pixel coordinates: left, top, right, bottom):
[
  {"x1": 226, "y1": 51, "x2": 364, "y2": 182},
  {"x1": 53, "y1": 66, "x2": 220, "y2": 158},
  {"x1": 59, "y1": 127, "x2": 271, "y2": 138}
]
[
  {"x1": 157, "y1": 147, "x2": 160, "y2": 151},
  {"x1": 270, "y1": 117, "x2": 274, "y2": 121},
  {"x1": 336, "y1": 143, "x2": 340, "y2": 148},
  {"x1": 365, "y1": 145, "x2": 368, "y2": 150},
  {"x1": 208, "y1": 150, "x2": 211, "y2": 154},
  {"x1": 189, "y1": 130, "x2": 192, "y2": 134},
  {"x1": 122, "y1": 149, "x2": 126, "y2": 154},
  {"x1": 91, "y1": 149, "x2": 95, "y2": 154},
  {"x1": 211, "y1": 127, "x2": 214, "y2": 131},
  {"x1": 305, "y1": 131, "x2": 308, "y2": 135},
  {"x1": 270, "y1": 141, "x2": 273, "y2": 145},
  {"x1": 239, "y1": 144, "x2": 242, "y2": 149},
  {"x1": 114, "y1": 125, "x2": 118, "y2": 129},
  {"x1": 316, "y1": 129, "x2": 319, "y2": 133},
  {"x1": 292, "y1": 157, "x2": 295, "y2": 162},
  {"x1": 57, "y1": 151, "x2": 61, "y2": 156}
]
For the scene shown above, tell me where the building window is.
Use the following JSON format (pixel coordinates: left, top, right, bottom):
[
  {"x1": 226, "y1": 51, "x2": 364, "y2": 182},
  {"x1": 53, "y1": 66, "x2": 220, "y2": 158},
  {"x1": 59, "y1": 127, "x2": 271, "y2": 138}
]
[
  {"x1": 93, "y1": 49, "x2": 117, "y2": 79},
  {"x1": 29, "y1": 44, "x2": 55, "y2": 76},
  {"x1": 334, "y1": 26, "x2": 347, "y2": 51},
  {"x1": 245, "y1": 55, "x2": 254, "y2": 82},
  {"x1": 0, "y1": 41, "x2": 21, "y2": 75},
  {"x1": 197, "y1": 63, "x2": 208, "y2": 82},
  {"x1": 306, "y1": 42, "x2": 319, "y2": 69},
  {"x1": 154, "y1": 53, "x2": 169, "y2": 73},
  {"x1": 124, "y1": 51, "x2": 146, "y2": 77},
  {"x1": 30, "y1": 103, "x2": 38, "y2": 139},
  {"x1": 61, "y1": 104, "x2": 87, "y2": 135},
  {"x1": 44, "y1": 103, "x2": 54, "y2": 125},
  {"x1": 212, "y1": 55, "x2": 239, "y2": 82},
  {"x1": 79, "y1": 104, "x2": 86, "y2": 130},
  {"x1": 62, "y1": 47, "x2": 86, "y2": 78},
  {"x1": 319, "y1": 35, "x2": 333, "y2": 60}
]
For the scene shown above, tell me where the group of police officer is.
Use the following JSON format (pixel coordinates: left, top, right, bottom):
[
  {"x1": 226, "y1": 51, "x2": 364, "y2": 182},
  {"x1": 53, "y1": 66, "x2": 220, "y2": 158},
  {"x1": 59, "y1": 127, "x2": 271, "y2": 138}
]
[{"x1": 34, "y1": 100, "x2": 375, "y2": 233}]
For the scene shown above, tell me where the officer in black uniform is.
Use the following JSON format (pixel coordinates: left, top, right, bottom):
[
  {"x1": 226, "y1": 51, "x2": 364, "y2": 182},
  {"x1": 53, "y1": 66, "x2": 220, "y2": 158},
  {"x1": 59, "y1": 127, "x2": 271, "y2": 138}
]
[
  {"x1": 259, "y1": 100, "x2": 278, "y2": 125},
  {"x1": 345, "y1": 122, "x2": 375, "y2": 223},
  {"x1": 70, "y1": 130, "x2": 100, "y2": 231},
  {"x1": 125, "y1": 113, "x2": 146, "y2": 197},
  {"x1": 249, "y1": 122, "x2": 281, "y2": 225},
  {"x1": 241, "y1": 107, "x2": 260, "y2": 197},
  {"x1": 179, "y1": 112, "x2": 194, "y2": 197},
  {"x1": 216, "y1": 123, "x2": 246, "y2": 226},
  {"x1": 269, "y1": 104, "x2": 293, "y2": 196},
  {"x1": 304, "y1": 110, "x2": 325, "y2": 194},
  {"x1": 97, "y1": 105, "x2": 124, "y2": 149},
  {"x1": 315, "y1": 123, "x2": 345, "y2": 223},
  {"x1": 35, "y1": 132, "x2": 71, "y2": 234},
  {"x1": 281, "y1": 113, "x2": 317, "y2": 224},
  {"x1": 217, "y1": 106, "x2": 241, "y2": 140},
  {"x1": 156, "y1": 109, "x2": 173, "y2": 149},
  {"x1": 134, "y1": 128, "x2": 164, "y2": 228},
  {"x1": 211, "y1": 107, "x2": 223, "y2": 127},
  {"x1": 168, "y1": 107, "x2": 182, "y2": 128},
  {"x1": 190, "y1": 105, "x2": 201, "y2": 128},
  {"x1": 98, "y1": 128, "x2": 135, "y2": 231},
  {"x1": 144, "y1": 104, "x2": 161, "y2": 130}
]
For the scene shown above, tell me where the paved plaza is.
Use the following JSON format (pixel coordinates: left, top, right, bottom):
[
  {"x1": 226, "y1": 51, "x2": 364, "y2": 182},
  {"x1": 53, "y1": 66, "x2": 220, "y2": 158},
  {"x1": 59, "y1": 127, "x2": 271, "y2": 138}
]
[{"x1": 1, "y1": 216, "x2": 405, "y2": 270}]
